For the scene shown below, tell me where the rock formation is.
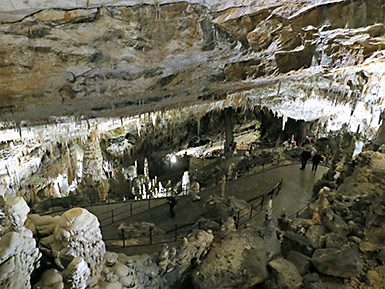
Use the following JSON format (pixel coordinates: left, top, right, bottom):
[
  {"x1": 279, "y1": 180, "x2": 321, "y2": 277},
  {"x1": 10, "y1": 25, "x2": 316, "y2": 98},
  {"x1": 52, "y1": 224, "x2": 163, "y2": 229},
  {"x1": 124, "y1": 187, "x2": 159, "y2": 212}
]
[
  {"x1": 0, "y1": 197, "x2": 40, "y2": 289},
  {"x1": 35, "y1": 208, "x2": 105, "y2": 287},
  {"x1": 192, "y1": 200, "x2": 281, "y2": 288},
  {"x1": 0, "y1": 0, "x2": 383, "y2": 136},
  {"x1": 274, "y1": 149, "x2": 385, "y2": 288}
]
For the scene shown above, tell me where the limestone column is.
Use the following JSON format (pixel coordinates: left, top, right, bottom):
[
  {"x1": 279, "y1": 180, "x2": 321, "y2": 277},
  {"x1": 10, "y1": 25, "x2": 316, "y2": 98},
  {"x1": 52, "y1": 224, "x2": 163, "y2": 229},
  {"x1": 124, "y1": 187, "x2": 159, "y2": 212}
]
[{"x1": 81, "y1": 131, "x2": 104, "y2": 203}]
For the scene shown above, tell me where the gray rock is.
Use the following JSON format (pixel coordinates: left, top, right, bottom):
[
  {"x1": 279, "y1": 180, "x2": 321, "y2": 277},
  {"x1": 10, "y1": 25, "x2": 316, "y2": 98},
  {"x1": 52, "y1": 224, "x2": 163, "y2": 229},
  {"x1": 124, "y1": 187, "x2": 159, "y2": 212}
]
[
  {"x1": 269, "y1": 257, "x2": 302, "y2": 289},
  {"x1": 324, "y1": 233, "x2": 347, "y2": 248},
  {"x1": 282, "y1": 231, "x2": 313, "y2": 256},
  {"x1": 193, "y1": 227, "x2": 281, "y2": 289},
  {"x1": 302, "y1": 272, "x2": 320, "y2": 284},
  {"x1": 305, "y1": 225, "x2": 326, "y2": 249},
  {"x1": 286, "y1": 251, "x2": 311, "y2": 275},
  {"x1": 321, "y1": 209, "x2": 348, "y2": 235},
  {"x1": 311, "y1": 248, "x2": 363, "y2": 278}
]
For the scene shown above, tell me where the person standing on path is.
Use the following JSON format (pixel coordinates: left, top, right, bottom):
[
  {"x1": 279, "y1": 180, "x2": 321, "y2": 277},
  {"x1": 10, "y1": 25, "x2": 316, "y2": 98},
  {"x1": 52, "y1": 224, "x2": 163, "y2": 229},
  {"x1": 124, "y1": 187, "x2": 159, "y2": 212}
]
[
  {"x1": 166, "y1": 196, "x2": 177, "y2": 218},
  {"x1": 300, "y1": 149, "x2": 312, "y2": 170},
  {"x1": 312, "y1": 153, "x2": 322, "y2": 173}
]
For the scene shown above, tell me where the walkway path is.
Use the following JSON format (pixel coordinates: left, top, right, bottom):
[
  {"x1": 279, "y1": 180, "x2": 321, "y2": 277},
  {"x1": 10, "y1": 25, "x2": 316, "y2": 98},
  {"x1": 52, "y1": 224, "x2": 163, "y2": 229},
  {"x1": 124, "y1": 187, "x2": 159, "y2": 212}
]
[{"x1": 100, "y1": 163, "x2": 327, "y2": 255}]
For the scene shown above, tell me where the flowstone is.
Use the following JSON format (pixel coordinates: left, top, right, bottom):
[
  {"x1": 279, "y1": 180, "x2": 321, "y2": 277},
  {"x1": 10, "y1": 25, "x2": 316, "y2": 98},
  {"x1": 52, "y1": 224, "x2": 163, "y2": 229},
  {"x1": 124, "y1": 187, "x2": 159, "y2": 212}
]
[
  {"x1": 0, "y1": 197, "x2": 40, "y2": 289},
  {"x1": 39, "y1": 208, "x2": 105, "y2": 286}
]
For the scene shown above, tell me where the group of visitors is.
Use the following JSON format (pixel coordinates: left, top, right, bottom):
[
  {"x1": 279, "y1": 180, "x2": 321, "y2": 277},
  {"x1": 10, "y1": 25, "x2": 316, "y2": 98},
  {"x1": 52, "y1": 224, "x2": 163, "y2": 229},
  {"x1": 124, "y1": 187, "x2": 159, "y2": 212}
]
[{"x1": 300, "y1": 149, "x2": 325, "y2": 173}]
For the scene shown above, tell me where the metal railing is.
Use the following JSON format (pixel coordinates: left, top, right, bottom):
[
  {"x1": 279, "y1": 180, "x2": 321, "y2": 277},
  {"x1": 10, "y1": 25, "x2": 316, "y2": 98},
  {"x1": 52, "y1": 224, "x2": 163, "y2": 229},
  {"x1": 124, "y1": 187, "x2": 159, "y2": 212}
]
[
  {"x1": 39, "y1": 150, "x2": 290, "y2": 218},
  {"x1": 288, "y1": 189, "x2": 319, "y2": 219},
  {"x1": 105, "y1": 179, "x2": 283, "y2": 249}
]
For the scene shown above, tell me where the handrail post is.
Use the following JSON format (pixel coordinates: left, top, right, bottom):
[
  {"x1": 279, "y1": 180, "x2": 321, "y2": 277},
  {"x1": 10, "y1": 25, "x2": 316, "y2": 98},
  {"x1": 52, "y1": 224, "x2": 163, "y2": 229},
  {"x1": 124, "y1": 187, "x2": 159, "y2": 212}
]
[
  {"x1": 250, "y1": 204, "x2": 253, "y2": 220},
  {"x1": 122, "y1": 229, "x2": 125, "y2": 247},
  {"x1": 174, "y1": 224, "x2": 178, "y2": 241},
  {"x1": 111, "y1": 210, "x2": 114, "y2": 223},
  {"x1": 149, "y1": 227, "x2": 153, "y2": 244},
  {"x1": 130, "y1": 203, "x2": 133, "y2": 216}
]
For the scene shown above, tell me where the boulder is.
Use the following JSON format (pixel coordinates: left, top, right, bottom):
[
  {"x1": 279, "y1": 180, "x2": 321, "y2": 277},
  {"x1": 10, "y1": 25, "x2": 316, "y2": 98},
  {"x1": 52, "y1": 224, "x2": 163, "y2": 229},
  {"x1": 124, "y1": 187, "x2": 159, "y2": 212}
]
[
  {"x1": 324, "y1": 233, "x2": 347, "y2": 248},
  {"x1": 305, "y1": 225, "x2": 326, "y2": 249},
  {"x1": 269, "y1": 257, "x2": 302, "y2": 289},
  {"x1": 192, "y1": 227, "x2": 280, "y2": 289},
  {"x1": 282, "y1": 231, "x2": 313, "y2": 256},
  {"x1": 160, "y1": 230, "x2": 213, "y2": 289},
  {"x1": 286, "y1": 251, "x2": 311, "y2": 275},
  {"x1": 367, "y1": 266, "x2": 385, "y2": 288},
  {"x1": 311, "y1": 248, "x2": 363, "y2": 278},
  {"x1": 320, "y1": 209, "x2": 348, "y2": 235}
]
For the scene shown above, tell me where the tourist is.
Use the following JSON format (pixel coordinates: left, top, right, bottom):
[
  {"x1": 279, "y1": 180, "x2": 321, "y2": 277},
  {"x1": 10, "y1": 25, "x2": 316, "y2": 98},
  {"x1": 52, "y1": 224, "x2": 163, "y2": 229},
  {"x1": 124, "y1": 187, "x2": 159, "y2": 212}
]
[
  {"x1": 233, "y1": 141, "x2": 238, "y2": 156},
  {"x1": 312, "y1": 153, "x2": 322, "y2": 173},
  {"x1": 166, "y1": 196, "x2": 177, "y2": 217},
  {"x1": 300, "y1": 149, "x2": 312, "y2": 170}
]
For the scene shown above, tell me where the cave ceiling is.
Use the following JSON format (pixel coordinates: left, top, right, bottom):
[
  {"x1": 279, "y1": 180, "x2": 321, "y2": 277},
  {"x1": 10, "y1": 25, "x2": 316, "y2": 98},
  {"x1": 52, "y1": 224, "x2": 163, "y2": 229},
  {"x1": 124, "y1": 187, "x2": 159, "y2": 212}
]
[{"x1": 0, "y1": 0, "x2": 385, "y2": 134}]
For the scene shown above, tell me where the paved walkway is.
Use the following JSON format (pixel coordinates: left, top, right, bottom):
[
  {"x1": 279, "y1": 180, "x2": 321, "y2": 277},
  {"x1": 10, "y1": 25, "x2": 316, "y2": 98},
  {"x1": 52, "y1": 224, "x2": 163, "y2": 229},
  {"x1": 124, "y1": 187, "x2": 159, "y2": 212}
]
[{"x1": 100, "y1": 163, "x2": 327, "y2": 255}]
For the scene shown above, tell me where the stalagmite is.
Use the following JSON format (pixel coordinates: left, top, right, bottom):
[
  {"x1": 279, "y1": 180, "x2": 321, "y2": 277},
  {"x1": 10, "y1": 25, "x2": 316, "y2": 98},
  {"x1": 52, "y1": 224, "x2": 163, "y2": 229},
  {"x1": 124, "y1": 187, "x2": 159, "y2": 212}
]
[
  {"x1": 39, "y1": 208, "x2": 105, "y2": 286},
  {"x1": 182, "y1": 171, "x2": 190, "y2": 194},
  {"x1": 282, "y1": 115, "x2": 287, "y2": 131},
  {"x1": 63, "y1": 257, "x2": 90, "y2": 289},
  {"x1": 144, "y1": 158, "x2": 149, "y2": 179}
]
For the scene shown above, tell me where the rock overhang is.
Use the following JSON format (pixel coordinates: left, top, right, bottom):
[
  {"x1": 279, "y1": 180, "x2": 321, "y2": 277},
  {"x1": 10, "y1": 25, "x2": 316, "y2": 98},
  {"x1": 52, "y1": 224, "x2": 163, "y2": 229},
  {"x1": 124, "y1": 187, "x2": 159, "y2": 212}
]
[{"x1": 0, "y1": 0, "x2": 384, "y2": 134}]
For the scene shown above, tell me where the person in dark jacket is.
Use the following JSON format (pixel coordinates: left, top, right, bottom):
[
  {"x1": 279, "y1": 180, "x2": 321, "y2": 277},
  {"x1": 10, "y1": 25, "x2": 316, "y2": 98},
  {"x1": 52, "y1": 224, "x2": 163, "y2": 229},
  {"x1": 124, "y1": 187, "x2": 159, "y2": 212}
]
[
  {"x1": 166, "y1": 196, "x2": 177, "y2": 218},
  {"x1": 312, "y1": 153, "x2": 323, "y2": 173},
  {"x1": 300, "y1": 150, "x2": 312, "y2": 170}
]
